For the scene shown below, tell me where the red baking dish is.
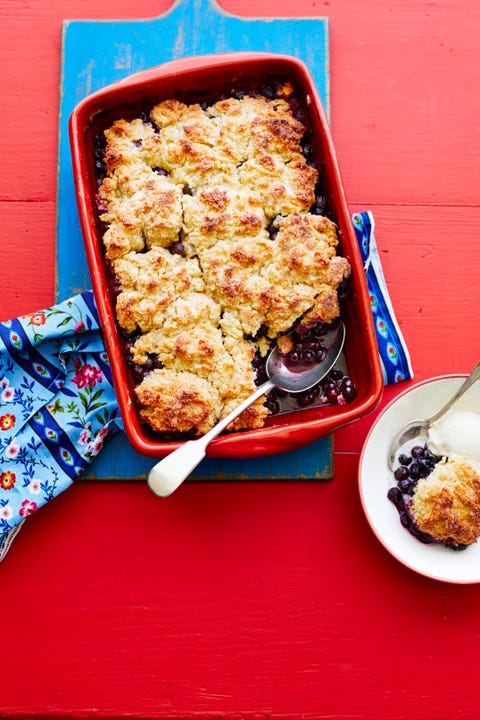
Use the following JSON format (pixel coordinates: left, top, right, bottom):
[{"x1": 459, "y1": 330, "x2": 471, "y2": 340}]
[{"x1": 68, "y1": 52, "x2": 384, "y2": 459}]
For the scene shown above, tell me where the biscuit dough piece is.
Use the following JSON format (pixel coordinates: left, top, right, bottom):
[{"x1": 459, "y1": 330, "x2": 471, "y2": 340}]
[
  {"x1": 130, "y1": 293, "x2": 222, "y2": 365},
  {"x1": 200, "y1": 235, "x2": 274, "y2": 337},
  {"x1": 265, "y1": 213, "x2": 351, "y2": 332},
  {"x1": 411, "y1": 459, "x2": 480, "y2": 547},
  {"x1": 145, "y1": 100, "x2": 238, "y2": 188},
  {"x1": 98, "y1": 167, "x2": 183, "y2": 257},
  {"x1": 135, "y1": 369, "x2": 222, "y2": 436},
  {"x1": 102, "y1": 117, "x2": 157, "y2": 173},
  {"x1": 182, "y1": 185, "x2": 268, "y2": 251},
  {"x1": 207, "y1": 95, "x2": 304, "y2": 162},
  {"x1": 112, "y1": 250, "x2": 204, "y2": 333},
  {"x1": 133, "y1": 323, "x2": 225, "y2": 378},
  {"x1": 239, "y1": 155, "x2": 317, "y2": 218}
]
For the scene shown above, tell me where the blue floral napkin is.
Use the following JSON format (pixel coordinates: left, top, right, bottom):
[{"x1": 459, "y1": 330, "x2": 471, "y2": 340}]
[
  {"x1": 0, "y1": 293, "x2": 122, "y2": 560},
  {"x1": 353, "y1": 211, "x2": 413, "y2": 384},
  {"x1": 0, "y1": 211, "x2": 412, "y2": 560}
]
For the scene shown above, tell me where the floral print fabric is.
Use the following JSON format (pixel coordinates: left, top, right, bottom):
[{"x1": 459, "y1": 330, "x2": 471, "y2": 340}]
[
  {"x1": 0, "y1": 292, "x2": 122, "y2": 559},
  {"x1": 352, "y1": 211, "x2": 413, "y2": 385}
]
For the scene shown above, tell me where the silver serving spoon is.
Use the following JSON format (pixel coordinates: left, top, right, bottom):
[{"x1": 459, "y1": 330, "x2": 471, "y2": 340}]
[
  {"x1": 147, "y1": 320, "x2": 346, "y2": 497},
  {"x1": 387, "y1": 360, "x2": 480, "y2": 470}
]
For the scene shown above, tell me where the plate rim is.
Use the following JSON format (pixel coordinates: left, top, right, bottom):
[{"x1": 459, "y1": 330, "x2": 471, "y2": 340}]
[{"x1": 358, "y1": 372, "x2": 480, "y2": 584}]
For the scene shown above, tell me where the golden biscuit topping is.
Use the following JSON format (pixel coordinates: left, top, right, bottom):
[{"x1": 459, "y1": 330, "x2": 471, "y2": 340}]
[
  {"x1": 411, "y1": 459, "x2": 480, "y2": 547},
  {"x1": 97, "y1": 89, "x2": 350, "y2": 437}
]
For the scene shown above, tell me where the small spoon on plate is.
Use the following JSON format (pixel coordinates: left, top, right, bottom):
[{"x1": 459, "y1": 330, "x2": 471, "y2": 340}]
[
  {"x1": 147, "y1": 320, "x2": 346, "y2": 497},
  {"x1": 387, "y1": 360, "x2": 480, "y2": 470}
]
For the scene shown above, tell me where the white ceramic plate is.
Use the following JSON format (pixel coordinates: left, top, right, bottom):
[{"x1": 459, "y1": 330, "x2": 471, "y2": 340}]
[{"x1": 359, "y1": 374, "x2": 480, "y2": 584}]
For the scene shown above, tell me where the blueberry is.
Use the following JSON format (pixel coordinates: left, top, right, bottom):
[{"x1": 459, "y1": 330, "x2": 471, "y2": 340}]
[
  {"x1": 449, "y1": 543, "x2": 469, "y2": 552},
  {"x1": 294, "y1": 323, "x2": 309, "y2": 336},
  {"x1": 409, "y1": 524, "x2": 434, "y2": 544},
  {"x1": 255, "y1": 367, "x2": 268, "y2": 385},
  {"x1": 394, "y1": 465, "x2": 410, "y2": 482},
  {"x1": 268, "y1": 227, "x2": 279, "y2": 241},
  {"x1": 387, "y1": 486, "x2": 405, "y2": 512},
  {"x1": 251, "y1": 351, "x2": 264, "y2": 369},
  {"x1": 265, "y1": 395, "x2": 280, "y2": 414},
  {"x1": 287, "y1": 350, "x2": 300, "y2": 365},
  {"x1": 293, "y1": 107, "x2": 305, "y2": 123},
  {"x1": 253, "y1": 324, "x2": 268, "y2": 340},
  {"x1": 425, "y1": 446, "x2": 442, "y2": 463},
  {"x1": 301, "y1": 349, "x2": 315, "y2": 365},
  {"x1": 398, "y1": 478, "x2": 417, "y2": 495},
  {"x1": 324, "y1": 383, "x2": 340, "y2": 403},
  {"x1": 170, "y1": 240, "x2": 186, "y2": 257},
  {"x1": 262, "y1": 84, "x2": 275, "y2": 99},
  {"x1": 143, "y1": 354, "x2": 160, "y2": 372},
  {"x1": 339, "y1": 377, "x2": 356, "y2": 402},
  {"x1": 417, "y1": 459, "x2": 432, "y2": 478},
  {"x1": 408, "y1": 462, "x2": 420, "y2": 480},
  {"x1": 297, "y1": 392, "x2": 315, "y2": 408},
  {"x1": 398, "y1": 453, "x2": 412, "y2": 466},
  {"x1": 130, "y1": 364, "x2": 144, "y2": 384},
  {"x1": 314, "y1": 194, "x2": 327, "y2": 213}
]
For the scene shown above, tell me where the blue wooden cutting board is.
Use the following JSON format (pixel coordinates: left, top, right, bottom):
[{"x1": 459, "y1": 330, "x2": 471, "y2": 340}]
[{"x1": 56, "y1": 0, "x2": 334, "y2": 480}]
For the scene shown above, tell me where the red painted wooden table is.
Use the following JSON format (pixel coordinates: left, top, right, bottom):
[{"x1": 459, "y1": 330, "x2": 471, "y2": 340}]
[{"x1": 1, "y1": 1, "x2": 480, "y2": 718}]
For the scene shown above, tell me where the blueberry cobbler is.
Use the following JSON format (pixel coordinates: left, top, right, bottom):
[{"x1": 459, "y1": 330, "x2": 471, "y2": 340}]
[
  {"x1": 93, "y1": 81, "x2": 356, "y2": 438},
  {"x1": 388, "y1": 444, "x2": 480, "y2": 549}
]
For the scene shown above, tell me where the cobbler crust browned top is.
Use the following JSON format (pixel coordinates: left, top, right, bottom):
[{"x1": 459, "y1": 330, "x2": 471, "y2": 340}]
[
  {"x1": 411, "y1": 459, "x2": 480, "y2": 547},
  {"x1": 97, "y1": 91, "x2": 351, "y2": 436}
]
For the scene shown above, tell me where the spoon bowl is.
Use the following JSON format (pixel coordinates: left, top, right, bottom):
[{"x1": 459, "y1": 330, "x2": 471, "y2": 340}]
[
  {"x1": 387, "y1": 360, "x2": 480, "y2": 470},
  {"x1": 266, "y1": 320, "x2": 346, "y2": 394},
  {"x1": 147, "y1": 321, "x2": 346, "y2": 497}
]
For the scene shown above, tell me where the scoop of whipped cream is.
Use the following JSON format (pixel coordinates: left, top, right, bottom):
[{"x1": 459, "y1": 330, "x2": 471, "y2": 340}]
[{"x1": 428, "y1": 409, "x2": 480, "y2": 469}]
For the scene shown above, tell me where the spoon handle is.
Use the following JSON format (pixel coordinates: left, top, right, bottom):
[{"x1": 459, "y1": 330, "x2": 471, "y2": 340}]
[
  {"x1": 202, "y1": 379, "x2": 274, "y2": 444},
  {"x1": 428, "y1": 361, "x2": 480, "y2": 425},
  {"x1": 147, "y1": 379, "x2": 274, "y2": 497}
]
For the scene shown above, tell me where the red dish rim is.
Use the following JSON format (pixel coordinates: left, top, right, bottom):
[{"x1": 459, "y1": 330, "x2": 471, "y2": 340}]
[{"x1": 69, "y1": 52, "x2": 384, "y2": 458}]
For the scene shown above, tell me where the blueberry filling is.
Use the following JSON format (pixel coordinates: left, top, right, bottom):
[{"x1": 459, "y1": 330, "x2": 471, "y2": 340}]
[
  {"x1": 388, "y1": 443, "x2": 468, "y2": 550},
  {"x1": 311, "y1": 193, "x2": 327, "y2": 216},
  {"x1": 266, "y1": 220, "x2": 279, "y2": 241},
  {"x1": 92, "y1": 132, "x2": 107, "y2": 185},
  {"x1": 252, "y1": 321, "x2": 357, "y2": 411}
]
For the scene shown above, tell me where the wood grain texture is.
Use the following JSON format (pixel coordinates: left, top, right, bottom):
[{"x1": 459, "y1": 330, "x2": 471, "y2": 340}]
[
  {"x1": 1, "y1": 1, "x2": 480, "y2": 718},
  {"x1": 3, "y1": 454, "x2": 480, "y2": 719}
]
